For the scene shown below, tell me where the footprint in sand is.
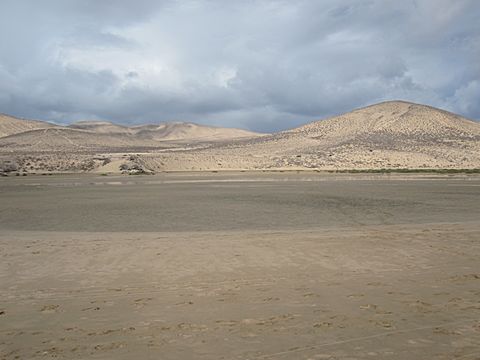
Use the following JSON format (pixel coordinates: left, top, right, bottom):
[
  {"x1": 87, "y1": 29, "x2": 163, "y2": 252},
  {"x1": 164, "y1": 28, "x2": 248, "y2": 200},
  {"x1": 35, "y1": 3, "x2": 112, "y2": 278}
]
[
  {"x1": 40, "y1": 304, "x2": 60, "y2": 313},
  {"x1": 93, "y1": 342, "x2": 127, "y2": 351},
  {"x1": 406, "y1": 300, "x2": 436, "y2": 314},
  {"x1": 215, "y1": 320, "x2": 238, "y2": 327},
  {"x1": 370, "y1": 319, "x2": 394, "y2": 328},
  {"x1": 450, "y1": 274, "x2": 480, "y2": 282},
  {"x1": 360, "y1": 304, "x2": 377, "y2": 310},
  {"x1": 313, "y1": 322, "x2": 333, "y2": 328},
  {"x1": 177, "y1": 322, "x2": 208, "y2": 332},
  {"x1": 133, "y1": 297, "x2": 153, "y2": 308},
  {"x1": 433, "y1": 327, "x2": 461, "y2": 335},
  {"x1": 448, "y1": 297, "x2": 464, "y2": 304},
  {"x1": 175, "y1": 300, "x2": 194, "y2": 306},
  {"x1": 347, "y1": 293, "x2": 365, "y2": 299}
]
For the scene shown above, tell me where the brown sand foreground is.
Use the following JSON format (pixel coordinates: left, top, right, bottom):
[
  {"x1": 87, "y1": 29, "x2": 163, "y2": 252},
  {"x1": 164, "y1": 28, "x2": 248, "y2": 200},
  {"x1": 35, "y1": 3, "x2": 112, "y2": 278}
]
[{"x1": 1, "y1": 173, "x2": 480, "y2": 359}]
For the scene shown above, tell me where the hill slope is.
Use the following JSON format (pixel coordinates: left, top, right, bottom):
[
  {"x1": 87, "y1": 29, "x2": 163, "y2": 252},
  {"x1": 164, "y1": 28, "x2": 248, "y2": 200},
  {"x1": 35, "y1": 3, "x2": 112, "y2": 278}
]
[
  {"x1": 0, "y1": 127, "x2": 165, "y2": 152},
  {"x1": 133, "y1": 122, "x2": 263, "y2": 142},
  {"x1": 0, "y1": 114, "x2": 57, "y2": 138},
  {"x1": 68, "y1": 121, "x2": 134, "y2": 135},
  {"x1": 1, "y1": 101, "x2": 479, "y2": 173},
  {"x1": 289, "y1": 100, "x2": 479, "y2": 143},
  {"x1": 0, "y1": 118, "x2": 263, "y2": 153},
  {"x1": 67, "y1": 120, "x2": 263, "y2": 142},
  {"x1": 141, "y1": 101, "x2": 480, "y2": 171}
]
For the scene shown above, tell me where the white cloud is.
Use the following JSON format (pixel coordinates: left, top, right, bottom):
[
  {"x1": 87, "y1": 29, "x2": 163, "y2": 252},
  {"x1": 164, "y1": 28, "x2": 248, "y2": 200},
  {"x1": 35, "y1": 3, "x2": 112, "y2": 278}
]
[{"x1": 0, "y1": 0, "x2": 478, "y2": 131}]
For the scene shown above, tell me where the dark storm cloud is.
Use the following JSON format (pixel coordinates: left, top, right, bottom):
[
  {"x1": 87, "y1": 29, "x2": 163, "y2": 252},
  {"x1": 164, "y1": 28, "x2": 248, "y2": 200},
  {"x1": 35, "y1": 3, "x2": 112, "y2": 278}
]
[{"x1": 0, "y1": 0, "x2": 479, "y2": 131}]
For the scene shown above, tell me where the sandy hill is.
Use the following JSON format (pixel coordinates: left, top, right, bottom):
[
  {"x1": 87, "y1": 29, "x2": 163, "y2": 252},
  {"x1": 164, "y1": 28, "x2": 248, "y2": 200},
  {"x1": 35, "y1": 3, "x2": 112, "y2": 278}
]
[
  {"x1": 68, "y1": 121, "x2": 134, "y2": 135},
  {"x1": 140, "y1": 101, "x2": 480, "y2": 171},
  {"x1": 0, "y1": 127, "x2": 164, "y2": 152},
  {"x1": 1, "y1": 101, "x2": 479, "y2": 173},
  {"x1": 0, "y1": 117, "x2": 263, "y2": 153},
  {"x1": 0, "y1": 114, "x2": 57, "y2": 138},
  {"x1": 67, "y1": 120, "x2": 263, "y2": 141},
  {"x1": 133, "y1": 122, "x2": 262, "y2": 142},
  {"x1": 0, "y1": 117, "x2": 263, "y2": 172},
  {"x1": 252, "y1": 100, "x2": 480, "y2": 156},
  {"x1": 287, "y1": 100, "x2": 479, "y2": 143}
]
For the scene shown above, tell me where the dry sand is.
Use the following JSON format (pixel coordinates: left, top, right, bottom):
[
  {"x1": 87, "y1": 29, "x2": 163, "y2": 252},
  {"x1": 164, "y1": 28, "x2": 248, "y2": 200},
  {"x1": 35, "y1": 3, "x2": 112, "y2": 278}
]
[
  {"x1": 0, "y1": 114, "x2": 57, "y2": 138},
  {"x1": 1, "y1": 101, "x2": 479, "y2": 174},
  {"x1": 1, "y1": 173, "x2": 479, "y2": 359},
  {"x1": 139, "y1": 101, "x2": 480, "y2": 171}
]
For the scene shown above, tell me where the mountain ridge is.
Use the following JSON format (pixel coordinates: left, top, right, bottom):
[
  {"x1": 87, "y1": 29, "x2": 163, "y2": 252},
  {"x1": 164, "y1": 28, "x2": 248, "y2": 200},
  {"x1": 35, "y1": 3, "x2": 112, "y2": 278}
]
[{"x1": 1, "y1": 100, "x2": 479, "y2": 173}]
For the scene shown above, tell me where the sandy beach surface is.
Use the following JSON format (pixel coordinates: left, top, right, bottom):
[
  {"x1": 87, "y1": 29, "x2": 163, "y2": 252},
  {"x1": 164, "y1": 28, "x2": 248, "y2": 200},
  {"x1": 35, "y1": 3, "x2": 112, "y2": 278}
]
[{"x1": 1, "y1": 172, "x2": 480, "y2": 359}]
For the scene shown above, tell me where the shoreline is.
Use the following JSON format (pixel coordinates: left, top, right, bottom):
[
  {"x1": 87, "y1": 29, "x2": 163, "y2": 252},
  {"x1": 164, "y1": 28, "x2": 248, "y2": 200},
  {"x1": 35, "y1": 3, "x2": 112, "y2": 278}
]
[{"x1": 2, "y1": 167, "x2": 480, "y2": 177}]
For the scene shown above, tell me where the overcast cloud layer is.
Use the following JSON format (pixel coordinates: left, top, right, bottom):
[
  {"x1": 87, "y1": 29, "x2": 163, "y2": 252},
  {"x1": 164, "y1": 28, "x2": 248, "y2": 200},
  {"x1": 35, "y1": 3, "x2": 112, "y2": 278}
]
[{"x1": 0, "y1": 0, "x2": 479, "y2": 131}]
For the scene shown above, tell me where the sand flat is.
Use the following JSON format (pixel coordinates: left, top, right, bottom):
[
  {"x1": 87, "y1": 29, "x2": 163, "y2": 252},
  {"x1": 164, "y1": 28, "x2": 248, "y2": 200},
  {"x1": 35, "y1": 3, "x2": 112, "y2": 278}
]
[{"x1": 1, "y1": 173, "x2": 480, "y2": 359}]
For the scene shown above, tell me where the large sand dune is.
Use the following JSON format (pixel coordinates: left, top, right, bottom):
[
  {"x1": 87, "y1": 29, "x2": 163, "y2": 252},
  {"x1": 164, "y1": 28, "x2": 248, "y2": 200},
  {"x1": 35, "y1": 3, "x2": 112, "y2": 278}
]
[
  {"x1": 142, "y1": 101, "x2": 480, "y2": 171},
  {"x1": 132, "y1": 122, "x2": 262, "y2": 142},
  {"x1": 68, "y1": 121, "x2": 135, "y2": 135},
  {"x1": 68, "y1": 120, "x2": 262, "y2": 141},
  {"x1": 1, "y1": 101, "x2": 479, "y2": 173}
]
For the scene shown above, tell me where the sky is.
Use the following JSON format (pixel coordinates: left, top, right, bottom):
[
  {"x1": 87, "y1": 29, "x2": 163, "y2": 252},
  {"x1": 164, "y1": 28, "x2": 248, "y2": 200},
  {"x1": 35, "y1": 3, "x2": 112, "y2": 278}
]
[{"x1": 0, "y1": 0, "x2": 479, "y2": 132}]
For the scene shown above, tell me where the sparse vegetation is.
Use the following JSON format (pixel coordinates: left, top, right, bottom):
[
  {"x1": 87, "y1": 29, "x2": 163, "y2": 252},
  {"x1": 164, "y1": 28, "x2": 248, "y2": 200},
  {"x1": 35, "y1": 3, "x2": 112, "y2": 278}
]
[
  {"x1": 0, "y1": 160, "x2": 18, "y2": 173},
  {"x1": 120, "y1": 163, "x2": 153, "y2": 175},
  {"x1": 328, "y1": 168, "x2": 480, "y2": 174},
  {"x1": 1, "y1": 101, "x2": 479, "y2": 173}
]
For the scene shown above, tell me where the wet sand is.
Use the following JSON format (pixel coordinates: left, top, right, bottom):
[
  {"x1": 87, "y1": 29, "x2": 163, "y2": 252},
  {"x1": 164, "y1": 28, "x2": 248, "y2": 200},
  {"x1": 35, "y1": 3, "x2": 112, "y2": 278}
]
[{"x1": 1, "y1": 173, "x2": 480, "y2": 359}]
